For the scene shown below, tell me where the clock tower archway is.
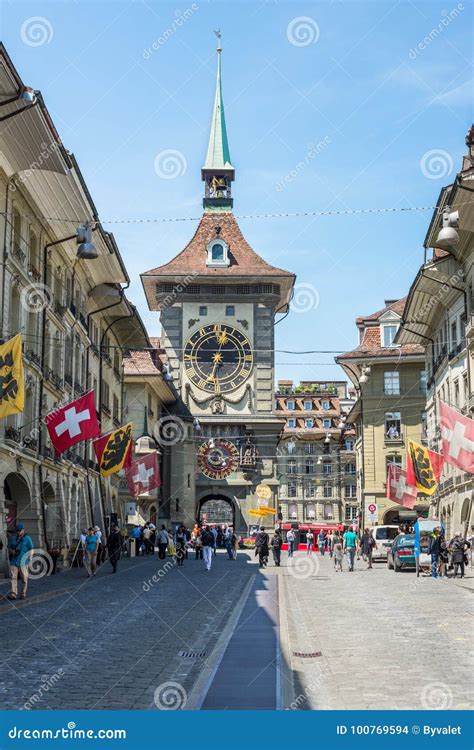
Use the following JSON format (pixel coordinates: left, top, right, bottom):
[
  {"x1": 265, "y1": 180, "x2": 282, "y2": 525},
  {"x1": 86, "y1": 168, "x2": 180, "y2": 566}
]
[{"x1": 141, "y1": 38, "x2": 295, "y2": 533}]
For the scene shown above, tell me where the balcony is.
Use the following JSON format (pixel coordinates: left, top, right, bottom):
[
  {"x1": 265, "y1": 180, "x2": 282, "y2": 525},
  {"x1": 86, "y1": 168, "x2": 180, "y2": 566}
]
[
  {"x1": 25, "y1": 349, "x2": 41, "y2": 367},
  {"x1": 73, "y1": 381, "x2": 84, "y2": 394},
  {"x1": 101, "y1": 403, "x2": 111, "y2": 416},
  {"x1": 42, "y1": 445, "x2": 53, "y2": 460},
  {"x1": 88, "y1": 458, "x2": 100, "y2": 472},
  {"x1": 78, "y1": 312, "x2": 88, "y2": 332},
  {"x1": 43, "y1": 367, "x2": 63, "y2": 391},
  {"x1": 64, "y1": 373, "x2": 73, "y2": 388},
  {"x1": 12, "y1": 242, "x2": 26, "y2": 266},
  {"x1": 27, "y1": 263, "x2": 41, "y2": 282},
  {"x1": 4, "y1": 425, "x2": 21, "y2": 443},
  {"x1": 384, "y1": 432, "x2": 404, "y2": 446},
  {"x1": 448, "y1": 341, "x2": 464, "y2": 361},
  {"x1": 54, "y1": 300, "x2": 67, "y2": 317}
]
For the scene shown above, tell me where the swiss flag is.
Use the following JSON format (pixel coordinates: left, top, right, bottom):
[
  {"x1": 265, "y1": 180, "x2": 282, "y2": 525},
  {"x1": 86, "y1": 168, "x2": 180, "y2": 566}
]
[
  {"x1": 126, "y1": 453, "x2": 160, "y2": 497},
  {"x1": 439, "y1": 401, "x2": 474, "y2": 474},
  {"x1": 45, "y1": 391, "x2": 100, "y2": 455},
  {"x1": 386, "y1": 464, "x2": 418, "y2": 509}
]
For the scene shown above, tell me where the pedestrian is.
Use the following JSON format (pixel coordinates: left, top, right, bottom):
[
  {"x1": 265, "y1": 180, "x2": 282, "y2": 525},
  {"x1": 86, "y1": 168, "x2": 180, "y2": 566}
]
[
  {"x1": 143, "y1": 524, "x2": 152, "y2": 555},
  {"x1": 428, "y1": 526, "x2": 443, "y2": 579},
  {"x1": 201, "y1": 526, "x2": 214, "y2": 571},
  {"x1": 107, "y1": 525, "x2": 123, "y2": 574},
  {"x1": 449, "y1": 532, "x2": 471, "y2": 579},
  {"x1": 286, "y1": 528, "x2": 296, "y2": 558},
  {"x1": 306, "y1": 530, "x2": 314, "y2": 555},
  {"x1": 210, "y1": 525, "x2": 218, "y2": 556},
  {"x1": 327, "y1": 531, "x2": 334, "y2": 558},
  {"x1": 359, "y1": 528, "x2": 376, "y2": 569},
  {"x1": 7, "y1": 523, "x2": 34, "y2": 600},
  {"x1": 194, "y1": 529, "x2": 203, "y2": 560},
  {"x1": 343, "y1": 527, "x2": 358, "y2": 572},
  {"x1": 334, "y1": 539, "x2": 344, "y2": 572},
  {"x1": 318, "y1": 530, "x2": 326, "y2": 555},
  {"x1": 438, "y1": 535, "x2": 449, "y2": 579},
  {"x1": 224, "y1": 527, "x2": 233, "y2": 560},
  {"x1": 130, "y1": 524, "x2": 142, "y2": 557},
  {"x1": 271, "y1": 529, "x2": 282, "y2": 566},
  {"x1": 332, "y1": 531, "x2": 340, "y2": 566},
  {"x1": 255, "y1": 526, "x2": 269, "y2": 568},
  {"x1": 175, "y1": 525, "x2": 187, "y2": 567},
  {"x1": 85, "y1": 527, "x2": 99, "y2": 577},
  {"x1": 94, "y1": 526, "x2": 105, "y2": 565},
  {"x1": 231, "y1": 531, "x2": 239, "y2": 560},
  {"x1": 79, "y1": 528, "x2": 88, "y2": 571},
  {"x1": 157, "y1": 525, "x2": 169, "y2": 560}
]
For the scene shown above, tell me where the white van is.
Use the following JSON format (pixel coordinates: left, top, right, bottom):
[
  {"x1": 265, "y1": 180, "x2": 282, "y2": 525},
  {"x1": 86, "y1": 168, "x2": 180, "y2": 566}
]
[{"x1": 371, "y1": 525, "x2": 400, "y2": 560}]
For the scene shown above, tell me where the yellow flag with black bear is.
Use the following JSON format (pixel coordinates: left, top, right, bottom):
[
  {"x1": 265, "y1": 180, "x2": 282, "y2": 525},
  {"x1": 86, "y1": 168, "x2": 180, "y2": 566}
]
[
  {"x1": 0, "y1": 334, "x2": 24, "y2": 420},
  {"x1": 93, "y1": 423, "x2": 133, "y2": 477}
]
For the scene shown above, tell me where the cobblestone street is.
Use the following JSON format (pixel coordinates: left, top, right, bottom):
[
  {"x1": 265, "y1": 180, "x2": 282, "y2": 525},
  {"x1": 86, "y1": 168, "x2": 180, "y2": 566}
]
[{"x1": 1, "y1": 549, "x2": 473, "y2": 711}]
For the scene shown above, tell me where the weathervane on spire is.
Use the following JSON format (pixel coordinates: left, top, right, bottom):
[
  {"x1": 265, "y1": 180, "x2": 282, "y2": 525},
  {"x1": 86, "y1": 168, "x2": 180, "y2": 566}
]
[{"x1": 214, "y1": 29, "x2": 222, "y2": 53}]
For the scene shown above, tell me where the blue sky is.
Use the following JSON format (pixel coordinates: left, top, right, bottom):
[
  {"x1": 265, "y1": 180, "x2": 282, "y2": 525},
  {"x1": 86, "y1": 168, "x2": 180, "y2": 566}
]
[{"x1": 2, "y1": 0, "x2": 472, "y2": 383}]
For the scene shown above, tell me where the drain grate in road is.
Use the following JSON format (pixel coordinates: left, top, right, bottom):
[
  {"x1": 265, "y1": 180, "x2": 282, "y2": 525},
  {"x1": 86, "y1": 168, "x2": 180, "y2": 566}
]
[
  {"x1": 178, "y1": 650, "x2": 206, "y2": 659},
  {"x1": 293, "y1": 651, "x2": 322, "y2": 658}
]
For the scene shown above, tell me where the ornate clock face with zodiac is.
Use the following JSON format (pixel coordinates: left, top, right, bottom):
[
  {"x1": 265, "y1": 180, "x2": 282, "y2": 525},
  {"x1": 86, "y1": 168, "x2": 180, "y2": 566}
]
[
  {"x1": 197, "y1": 439, "x2": 239, "y2": 480},
  {"x1": 184, "y1": 323, "x2": 253, "y2": 394}
]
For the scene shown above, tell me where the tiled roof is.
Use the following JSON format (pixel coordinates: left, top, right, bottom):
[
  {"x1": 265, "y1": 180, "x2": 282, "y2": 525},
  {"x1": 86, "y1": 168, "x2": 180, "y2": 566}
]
[
  {"x1": 141, "y1": 212, "x2": 293, "y2": 278},
  {"x1": 338, "y1": 297, "x2": 425, "y2": 360},
  {"x1": 123, "y1": 348, "x2": 164, "y2": 376}
]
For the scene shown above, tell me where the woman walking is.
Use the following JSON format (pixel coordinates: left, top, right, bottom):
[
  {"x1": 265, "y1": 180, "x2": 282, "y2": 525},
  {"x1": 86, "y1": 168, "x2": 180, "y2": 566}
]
[
  {"x1": 255, "y1": 526, "x2": 269, "y2": 568},
  {"x1": 449, "y1": 532, "x2": 471, "y2": 579}
]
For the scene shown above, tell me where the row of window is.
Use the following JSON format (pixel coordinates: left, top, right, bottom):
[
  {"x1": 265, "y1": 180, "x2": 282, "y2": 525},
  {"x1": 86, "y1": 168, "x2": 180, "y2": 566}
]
[
  {"x1": 286, "y1": 417, "x2": 333, "y2": 429},
  {"x1": 286, "y1": 439, "x2": 354, "y2": 453},
  {"x1": 285, "y1": 503, "x2": 335, "y2": 521},
  {"x1": 198, "y1": 305, "x2": 235, "y2": 317},
  {"x1": 282, "y1": 399, "x2": 332, "y2": 411},
  {"x1": 284, "y1": 482, "x2": 356, "y2": 498},
  {"x1": 286, "y1": 460, "x2": 356, "y2": 475},
  {"x1": 383, "y1": 370, "x2": 426, "y2": 396}
]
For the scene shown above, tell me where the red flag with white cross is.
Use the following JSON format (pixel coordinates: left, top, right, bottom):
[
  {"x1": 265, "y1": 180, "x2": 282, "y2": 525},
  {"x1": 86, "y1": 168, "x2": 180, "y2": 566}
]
[
  {"x1": 386, "y1": 463, "x2": 418, "y2": 509},
  {"x1": 45, "y1": 390, "x2": 100, "y2": 455},
  {"x1": 126, "y1": 453, "x2": 160, "y2": 497},
  {"x1": 439, "y1": 401, "x2": 474, "y2": 474}
]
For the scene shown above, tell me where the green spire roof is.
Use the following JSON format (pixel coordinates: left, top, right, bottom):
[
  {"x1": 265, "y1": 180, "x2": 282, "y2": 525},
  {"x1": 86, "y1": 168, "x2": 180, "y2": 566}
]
[{"x1": 203, "y1": 40, "x2": 234, "y2": 172}]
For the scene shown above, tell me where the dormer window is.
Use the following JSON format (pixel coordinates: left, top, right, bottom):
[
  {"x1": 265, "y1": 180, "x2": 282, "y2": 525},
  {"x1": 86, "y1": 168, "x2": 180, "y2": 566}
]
[
  {"x1": 382, "y1": 324, "x2": 398, "y2": 348},
  {"x1": 206, "y1": 239, "x2": 230, "y2": 268}
]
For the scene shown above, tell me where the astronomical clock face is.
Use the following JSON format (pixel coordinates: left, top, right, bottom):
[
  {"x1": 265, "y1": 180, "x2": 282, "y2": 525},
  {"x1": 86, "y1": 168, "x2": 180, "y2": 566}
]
[
  {"x1": 184, "y1": 323, "x2": 253, "y2": 394},
  {"x1": 197, "y1": 439, "x2": 239, "y2": 480}
]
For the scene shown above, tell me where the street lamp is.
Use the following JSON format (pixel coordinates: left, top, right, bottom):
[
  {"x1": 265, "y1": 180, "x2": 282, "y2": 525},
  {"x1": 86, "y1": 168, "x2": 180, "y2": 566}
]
[{"x1": 436, "y1": 207, "x2": 459, "y2": 251}]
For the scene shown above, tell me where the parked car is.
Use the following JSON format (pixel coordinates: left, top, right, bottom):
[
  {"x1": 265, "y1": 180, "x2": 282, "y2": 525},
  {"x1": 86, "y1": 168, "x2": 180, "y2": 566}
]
[
  {"x1": 387, "y1": 534, "x2": 416, "y2": 571},
  {"x1": 371, "y1": 525, "x2": 400, "y2": 560}
]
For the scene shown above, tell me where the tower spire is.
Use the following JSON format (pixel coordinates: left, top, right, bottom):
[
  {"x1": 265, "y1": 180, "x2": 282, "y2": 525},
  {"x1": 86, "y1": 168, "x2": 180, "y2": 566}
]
[{"x1": 202, "y1": 32, "x2": 235, "y2": 212}]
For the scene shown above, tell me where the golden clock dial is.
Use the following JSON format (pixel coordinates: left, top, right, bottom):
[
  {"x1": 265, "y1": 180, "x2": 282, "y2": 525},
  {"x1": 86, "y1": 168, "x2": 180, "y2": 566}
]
[{"x1": 184, "y1": 323, "x2": 253, "y2": 393}]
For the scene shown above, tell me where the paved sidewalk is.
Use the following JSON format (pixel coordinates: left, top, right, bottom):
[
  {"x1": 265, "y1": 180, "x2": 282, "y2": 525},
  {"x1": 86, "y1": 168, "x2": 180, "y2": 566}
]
[{"x1": 280, "y1": 552, "x2": 474, "y2": 710}]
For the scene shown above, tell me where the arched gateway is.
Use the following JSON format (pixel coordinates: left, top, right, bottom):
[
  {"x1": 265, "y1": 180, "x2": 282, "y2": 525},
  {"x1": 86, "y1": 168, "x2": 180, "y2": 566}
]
[{"x1": 199, "y1": 496, "x2": 234, "y2": 527}]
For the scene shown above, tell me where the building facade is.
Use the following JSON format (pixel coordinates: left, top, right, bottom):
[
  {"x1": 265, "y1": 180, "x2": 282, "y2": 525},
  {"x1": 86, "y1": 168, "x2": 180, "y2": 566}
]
[
  {"x1": 141, "y1": 43, "x2": 295, "y2": 533},
  {"x1": 396, "y1": 126, "x2": 474, "y2": 539},
  {"x1": 0, "y1": 45, "x2": 149, "y2": 570},
  {"x1": 336, "y1": 299, "x2": 430, "y2": 528},
  {"x1": 275, "y1": 380, "x2": 356, "y2": 524}
]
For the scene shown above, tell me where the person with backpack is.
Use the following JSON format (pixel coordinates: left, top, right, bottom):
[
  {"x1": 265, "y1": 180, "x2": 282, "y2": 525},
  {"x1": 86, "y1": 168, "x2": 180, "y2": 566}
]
[
  {"x1": 255, "y1": 526, "x2": 269, "y2": 568},
  {"x1": 271, "y1": 529, "x2": 282, "y2": 566},
  {"x1": 7, "y1": 523, "x2": 34, "y2": 600},
  {"x1": 359, "y1": 528, "x2": 376, "y2": 569},
  {"x1": 286, "y1": 528, "x2": 296, "y2": 558},
  {"x1": 201, "y1": 526, "x2": 214, "y2": 571}
]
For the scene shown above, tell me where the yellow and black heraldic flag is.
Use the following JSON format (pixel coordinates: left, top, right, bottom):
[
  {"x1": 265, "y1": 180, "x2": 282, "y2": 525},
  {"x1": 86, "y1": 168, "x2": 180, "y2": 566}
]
[
  {"x1": 406, "y1": 439, "x2": 444, "y2": 497},
  {"x1": 93, "y1": 423, "x2": 133, "y2": 477},
  {"x1": 0, "y1": 335, "x2": 24, "y2": 420}
]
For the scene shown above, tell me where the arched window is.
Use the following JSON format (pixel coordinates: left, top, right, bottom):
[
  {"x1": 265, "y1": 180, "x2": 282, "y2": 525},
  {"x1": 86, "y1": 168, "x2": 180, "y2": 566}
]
[{"x1": 206, "y1": 239, "x2": 229, "y2": 267}]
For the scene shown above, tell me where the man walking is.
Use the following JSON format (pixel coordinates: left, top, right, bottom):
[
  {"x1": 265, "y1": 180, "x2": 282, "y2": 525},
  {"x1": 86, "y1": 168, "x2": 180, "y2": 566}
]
[
  {"x1": 157, "y1": 525, "x2": 169, "y2": 560},
  {"x1": 318, "y1": 530, "x2": 327, "y2": 555},
  {"x1": 255, "y1": 526, "x2": 269, "y2": 568},
  {"x1": 271, "y1": 529, "x2": 282, "y2": 567},
  {"x1": 201, "y1": 526, "x2": 214, "y2": 571},
  {"x1": 306, "y1": 529, "x2": 314, "y2": 555},
  {"x1": 286, "y1": 528, "x2": 295, "y2": 558},
  {"x1": 7, "y1": 523, "x2": 33, "y2": 600},
  {"x1": 359, "y1": 528, "x2": 375, "y2": 569},
  {"x1": 343, "y1": 527, "x2": 358, "y2": 572},
  {"x1": 210, "y1": 525, "x2": 218, "y2": 556},
  {"x1": 224, "y1": 527, "x2": 233, "y2": 559},
  {"x1": 107, "y1": 525, "x2": 123, "y2": 574}
]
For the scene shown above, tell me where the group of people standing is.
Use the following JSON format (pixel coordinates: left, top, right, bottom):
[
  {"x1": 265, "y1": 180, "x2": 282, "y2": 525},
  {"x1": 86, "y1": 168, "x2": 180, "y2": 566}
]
[
  {"x1": 80, "y1": 525, "x2": 123, "y2": 576},
  {"x1": 428, "y1": 528, "x2": 471, "y2": 579}
]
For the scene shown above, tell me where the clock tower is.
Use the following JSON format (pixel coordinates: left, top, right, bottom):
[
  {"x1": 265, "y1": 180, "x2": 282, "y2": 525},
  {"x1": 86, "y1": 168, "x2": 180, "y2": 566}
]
[{"x1": 141, "y1": 37, "x2": 295, "y2": 532}]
